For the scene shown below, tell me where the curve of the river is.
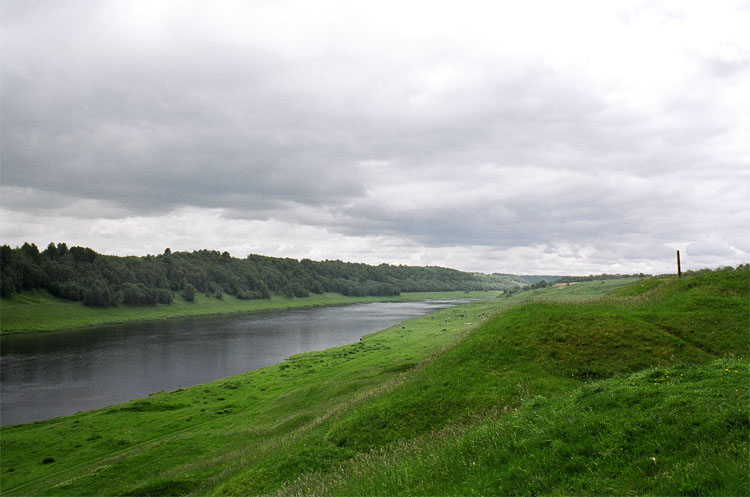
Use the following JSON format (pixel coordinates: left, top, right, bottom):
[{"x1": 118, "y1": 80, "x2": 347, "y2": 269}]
[{"x1": 0, "y1": 300, "x2": 464, "y2": 425}]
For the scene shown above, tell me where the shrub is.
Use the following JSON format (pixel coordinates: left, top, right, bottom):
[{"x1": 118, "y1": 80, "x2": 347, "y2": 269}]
[
  {"x1": 182, "y1": 283, "x2": 197, "y2": 302},
  {"x1": 83, "y1": 282, "x2": 113, "y2": 307}
]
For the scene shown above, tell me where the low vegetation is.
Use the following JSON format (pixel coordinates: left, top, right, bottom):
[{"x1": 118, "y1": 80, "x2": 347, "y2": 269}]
[{"x1": 0, "y1": 266, "x2": 747, "y2": 496}]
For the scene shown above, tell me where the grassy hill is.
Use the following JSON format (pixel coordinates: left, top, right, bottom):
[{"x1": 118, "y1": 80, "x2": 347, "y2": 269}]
[
  {"x1": 285, "y1": 358, "x2": 746, "y2": 496},
  {"x1": 0, "y1": 268, "x2": 747, "y2": 496}
]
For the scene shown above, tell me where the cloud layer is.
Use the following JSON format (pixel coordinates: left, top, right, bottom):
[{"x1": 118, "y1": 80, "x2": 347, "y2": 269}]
[{"x1": 2, "y1": 0, "x2": 748, "y2": 273}]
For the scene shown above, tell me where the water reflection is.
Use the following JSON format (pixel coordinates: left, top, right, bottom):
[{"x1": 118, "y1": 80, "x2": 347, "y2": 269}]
[{"x1": 1, "y1": 300, "x2": 463, "y2": 425}]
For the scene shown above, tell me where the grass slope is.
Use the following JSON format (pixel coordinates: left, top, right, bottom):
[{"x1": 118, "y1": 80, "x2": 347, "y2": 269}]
[
  {"x1": 286, "y1": 359, "x2": 747, "y2": 496},
  {"x1": 1, "y1": 270, "x2": 747, "y2": 496},
  {"x1": 0, "y1": 290, "x2": 499, "y2": 334}
]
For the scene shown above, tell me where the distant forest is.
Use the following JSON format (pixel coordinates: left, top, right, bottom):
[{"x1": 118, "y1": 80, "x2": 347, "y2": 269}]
[{"x1": 0, "y1": 243, "x2": 532, "y2": 307}]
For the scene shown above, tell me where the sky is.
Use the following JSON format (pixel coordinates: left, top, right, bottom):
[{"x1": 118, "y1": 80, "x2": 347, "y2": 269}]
[{"x1": 1, "y1": 0, "x2": 748, "y2": 275}]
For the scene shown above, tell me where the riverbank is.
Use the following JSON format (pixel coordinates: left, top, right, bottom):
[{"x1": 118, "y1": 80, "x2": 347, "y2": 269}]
[
  {"x1": 0, "y1": 289, "x2": 499, "y2": 334},
  {"x1": 0, "y1": 295, "x2": 501, "y2": 495},
  {"x1": 3, "y1": 271, "x2": 745, "y2": 495},
  {"x1": 1, "y1": 300, "x2": 466, "y2": 425}
]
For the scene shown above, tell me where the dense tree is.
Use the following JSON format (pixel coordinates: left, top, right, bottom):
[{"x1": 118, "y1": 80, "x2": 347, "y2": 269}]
[{"x1": 0, "y1": 242, "x2": 535, "y2": 307}]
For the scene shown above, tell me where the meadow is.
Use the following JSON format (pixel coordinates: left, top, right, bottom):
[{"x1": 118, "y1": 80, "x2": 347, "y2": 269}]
[{"x1": 0, "y1": 269, "x2": 746, "y2": 496}]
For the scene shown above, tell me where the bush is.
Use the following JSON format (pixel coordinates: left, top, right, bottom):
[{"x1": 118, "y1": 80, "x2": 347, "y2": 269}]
[
  {"x1": 51, "y1": 281, "x2": 87, "y2": 301},
  {"x1": 151, "y1": 288, "x2": 174, "y2": 304},
  {"x1": 283, "y1": 282, "x2": 309, "y2": 298},
  {"x1": 84, "y1": 282, "x2": 113, "y2": 307},
  {"x1": 182, "y1": 283, "x2": 197, "y2": 302},
  {"x1": 122, "y1": 282, "x2": 156, "y2": 305}
]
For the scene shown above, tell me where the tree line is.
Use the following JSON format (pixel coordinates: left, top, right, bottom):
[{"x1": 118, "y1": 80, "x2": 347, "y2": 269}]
[
  {"x1": 556, "y1": 273, "x2": 648, "y2": 283},
  {"x1": 0, "y1": 243, "x2": 523, "y2": 307}
]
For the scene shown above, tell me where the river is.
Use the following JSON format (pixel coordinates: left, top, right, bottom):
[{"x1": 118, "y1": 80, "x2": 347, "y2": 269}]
[{"x1": 0, "y1": 300, "x2": 464, "y2": 425}]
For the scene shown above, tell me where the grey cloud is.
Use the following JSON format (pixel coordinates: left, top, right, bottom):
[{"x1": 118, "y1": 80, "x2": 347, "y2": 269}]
[
  {"x1": 2, "y1": 2, "x2": 370, "y2": 214},
  {"x1": 1, "y1": 3, "x2": 721, "y2": 201},
  {"x1": 1, "y1": 1, "x2": 747, "y2": 273},
  {"x1": 688, "y1": 237, "x2": 741, "y2": 258},
  {"x1": 331, "y1": 163, "x2": 741, "y2": 263}
]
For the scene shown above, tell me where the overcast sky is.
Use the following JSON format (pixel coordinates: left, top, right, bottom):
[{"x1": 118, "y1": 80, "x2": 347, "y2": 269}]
[{"x1": 1, "y1": 0, "x2": 748, "y2": 274}]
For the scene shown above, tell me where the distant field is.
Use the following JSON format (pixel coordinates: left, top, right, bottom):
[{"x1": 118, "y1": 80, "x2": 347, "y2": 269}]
[
  {"x1": 0, "y1": 290, "x2": 499, "y2": 334},
  {"x1": 1, "y1": 270, "x2": 747, "y2": 496},
  {"x1": 514, "y1": 276, "x2": 644, "y2": 299}
]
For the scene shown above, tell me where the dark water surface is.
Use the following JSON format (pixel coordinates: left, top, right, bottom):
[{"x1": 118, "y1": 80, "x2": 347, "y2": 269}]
[{"x1": 1, "y1": 300, "x2": 463, "y2": 425}]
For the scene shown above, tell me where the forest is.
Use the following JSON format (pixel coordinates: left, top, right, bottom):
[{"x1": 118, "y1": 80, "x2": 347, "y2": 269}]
[{"x1": 0, "y1": 243, "x2": 528, "y2": 307}]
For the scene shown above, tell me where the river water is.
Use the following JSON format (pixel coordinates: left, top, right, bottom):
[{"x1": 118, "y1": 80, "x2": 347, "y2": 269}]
[{"x1": 0, "y1": 300, "x2": 463, "y2": 426}]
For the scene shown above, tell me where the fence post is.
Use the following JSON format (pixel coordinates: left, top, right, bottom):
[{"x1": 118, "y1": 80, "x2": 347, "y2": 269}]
[{"x1": 676, "y1": 250, "x2": 682, "y2": 278}]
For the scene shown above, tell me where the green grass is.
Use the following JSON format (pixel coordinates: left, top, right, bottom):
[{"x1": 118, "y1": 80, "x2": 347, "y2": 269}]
[
  {"x1": 285, "y1": 359, "x2": 748, "y2": 497},
  {"x1": 0, "y1": 297, "x2": 504, "y2": 496},
  {"x1": 1, "y1": 269, "x2": 747, "y2": 496},
  {"x1": 0, "y1": 290, "x2": 500, "y2": 334}
]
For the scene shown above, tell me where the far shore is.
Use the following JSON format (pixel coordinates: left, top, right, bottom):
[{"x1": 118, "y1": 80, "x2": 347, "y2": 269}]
[{"x1": 0, "y1": 290, "x2": 501, "y2": 335}]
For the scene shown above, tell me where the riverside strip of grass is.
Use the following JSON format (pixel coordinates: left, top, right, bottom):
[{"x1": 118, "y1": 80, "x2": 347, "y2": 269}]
[
  {"x1": 1, "y1": 269, "x2": 747, "y2": 496},
  {"x1": 0, "y1": 290, "x2": 499, "y2": 334}
]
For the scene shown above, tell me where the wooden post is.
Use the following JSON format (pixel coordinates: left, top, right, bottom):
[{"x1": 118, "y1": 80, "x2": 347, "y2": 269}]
[{"x1": 676, "y1": 250, "x2": 682, "y2": 278}]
